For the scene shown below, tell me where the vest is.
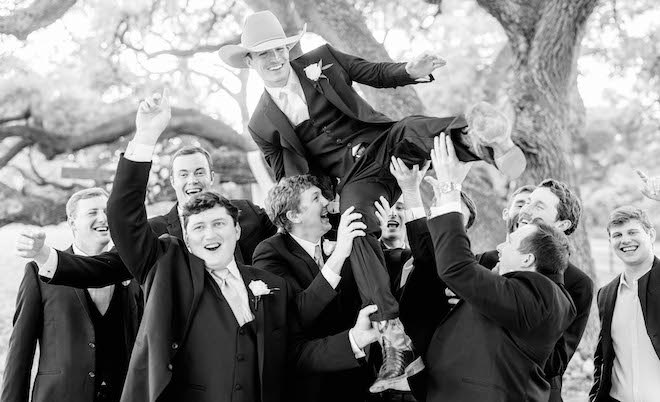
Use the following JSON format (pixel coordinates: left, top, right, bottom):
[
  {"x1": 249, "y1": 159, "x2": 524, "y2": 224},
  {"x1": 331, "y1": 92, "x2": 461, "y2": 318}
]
[
  {"x1": 84, "y1": 288, "x2": 127, "y2": 402},
  {"x1": 163, "y1": 272, "x2": 259, "y2": 402}
]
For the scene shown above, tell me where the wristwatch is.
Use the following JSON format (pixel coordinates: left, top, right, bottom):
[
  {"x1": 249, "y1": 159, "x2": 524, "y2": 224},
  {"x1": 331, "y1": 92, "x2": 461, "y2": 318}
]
[{"x1": 438, "y1": 182, "x2": 462, "y2": 193}]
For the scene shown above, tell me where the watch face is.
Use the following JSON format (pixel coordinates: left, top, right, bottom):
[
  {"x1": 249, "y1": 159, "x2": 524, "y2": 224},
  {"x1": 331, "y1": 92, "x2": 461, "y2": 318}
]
[{"x1": 440, "y1": 182, "x2": 453, "y2": 193}]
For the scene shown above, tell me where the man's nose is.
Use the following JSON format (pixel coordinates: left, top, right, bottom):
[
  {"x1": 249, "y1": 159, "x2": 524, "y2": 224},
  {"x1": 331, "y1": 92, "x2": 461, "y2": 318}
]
[
  {"x1": 321, "y1": 195, "x2": 329, "y2": 206},
  {"x1": 496, "y1": 242, "x2": 504, "y2": 253}
]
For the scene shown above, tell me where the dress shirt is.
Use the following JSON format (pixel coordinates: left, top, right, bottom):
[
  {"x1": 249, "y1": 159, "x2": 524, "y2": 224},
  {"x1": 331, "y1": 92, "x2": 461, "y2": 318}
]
[
  {"x1": 265, "y1": 68, "x2": 310, "y2": 126},
  {"x1": 289, "y1": 233, "x2": 341, "y2": 289},
  {"x1": 73, "y1": 244, "x2": 116, "y2": 316},
  {"x1": 610, "y1": 267, "x2": 660, "y2": 402},
  {"x1": 207, "y1": 259, "x2": 255, "y2": 326}
]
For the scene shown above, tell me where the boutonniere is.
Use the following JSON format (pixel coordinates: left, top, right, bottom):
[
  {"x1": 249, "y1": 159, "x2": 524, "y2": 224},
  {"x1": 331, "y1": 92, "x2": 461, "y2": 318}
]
[
  {"x1": 304, "y1": 59, "x2": 333, "y2": 92},
  {"x1": 322, "y1": 238, "x2": 336, "y2": 257},
  {"x1": 248, "y1": 280, "x2": 279, "y2": 310}
]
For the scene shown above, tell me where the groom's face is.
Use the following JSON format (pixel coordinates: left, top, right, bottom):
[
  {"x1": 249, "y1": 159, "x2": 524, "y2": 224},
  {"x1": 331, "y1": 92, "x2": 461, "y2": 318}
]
[{"x1": 245, "y1": 46, "x2": 291, "y2": 88}]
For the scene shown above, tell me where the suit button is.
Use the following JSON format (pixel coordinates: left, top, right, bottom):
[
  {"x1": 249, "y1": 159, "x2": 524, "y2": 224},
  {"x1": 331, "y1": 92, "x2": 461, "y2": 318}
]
[
  {"x1": 322, "y1": 126, "x2": 327, "y2": 132},
  {"x1": 88, "y1": 342, "x2": 95, "y2": 349},
  {"x1": 336, "y1": 139, "x2": 342, "y2": 144},
  {"x1": 347, "y1": 142, "x2": 352, "y2": 147},
  {"x1": 171, "y1": 342, "x2": 178, "y2": 350},
  {"x1": 235, "y1": 384, "x2": 243, "y2": 391},
  {"x1": 88, "y1": 372, "x2": 95, "y2": 378},
  {"x1": 239, "y1": 329, "x2": 245, "y2": 335},
  {"x1": 167, "y1": 364, "x2": 173, "y2": 371},
  {"x1": 236, "y1": 354, "x2": 244, "y2": 361}
]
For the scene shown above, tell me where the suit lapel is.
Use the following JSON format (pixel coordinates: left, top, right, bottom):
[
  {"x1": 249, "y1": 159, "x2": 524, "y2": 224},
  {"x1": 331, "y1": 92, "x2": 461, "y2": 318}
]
[
  {"x1": 66, "y1": 246, "x2": 95, "y2": 322},
  {"x1": 237, "y1": 265, "x2": 265, "y2": 387},
  {"x1": 284, "y1": 233, "x2": 319, "y2": 282},
  {"x1": 183, "y1": 254, "x2": 206, "y2": 339},
  {"x1": 601, "y1": 277, "x2": 620, "y2": 360},
  {"x1": 261, "y1": 90, "x2": 306, "y2": 157},
  {"x1": 639, "y1": 257, "x2": 660, "y2": 359},
  {"x1": 166, "y1": 204, "x2": 183, "y2": 240},
  {"x1": 291, "y1": 60, "x2": 358, "y2": 120}
]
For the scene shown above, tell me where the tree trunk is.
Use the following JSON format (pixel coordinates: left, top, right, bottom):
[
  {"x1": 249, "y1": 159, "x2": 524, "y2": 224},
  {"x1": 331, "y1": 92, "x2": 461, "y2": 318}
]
[{"x1": 0, "y1": 0, "x2": 78, "y2": 40}]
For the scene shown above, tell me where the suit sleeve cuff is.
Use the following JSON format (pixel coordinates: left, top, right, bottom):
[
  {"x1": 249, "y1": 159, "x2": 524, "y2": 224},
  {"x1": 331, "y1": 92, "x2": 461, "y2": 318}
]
[
  {"x1": 38, "y1": 247, "x2": 58, "y2": 278},
  {"x1": 321, "y1": 266, "x2": 341, "y2": 289},
  {"x1": 348, "y1": 329, "x2": 366, "y2": 359},
  {"x1": 429, "y1": 200, "x2": 462, "y2": 219},
  {"x1": 125, "y1": 140, "x2": 156, "y2": 162},
  {"x1": 405, "y1": 207, "x2": 426, "y2": 222}
]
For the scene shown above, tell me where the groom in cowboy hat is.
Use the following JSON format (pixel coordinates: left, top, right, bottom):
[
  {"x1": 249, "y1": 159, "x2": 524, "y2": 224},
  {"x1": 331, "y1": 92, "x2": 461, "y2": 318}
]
[{"x1": 220, "y1": 10, "x2": 527, "y2": 393}]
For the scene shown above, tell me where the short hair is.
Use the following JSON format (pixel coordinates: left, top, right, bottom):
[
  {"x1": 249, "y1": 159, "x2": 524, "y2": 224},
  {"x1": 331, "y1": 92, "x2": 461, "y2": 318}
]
[
  {"x1": 509, "y1": 185, "x2": 535, "y2": 208},
  {"x1": 266, "y1": 175, "x2": 319, "y2": 232},
  {"x1": 607, "y1": 205, "x2": 654, "y2": 235},
  {"x1": 170, "y1": 146, "x2": 213, "y2": 175},
  {"x1": 66, "y1": 188, "x2": 109, "y2": 220},
  {"x1": 460, "y1": 191, "x2": 477, "y2": 230},
  {"x1": 518, "y1": 218, "x2": 570, "y2": 277},
  {"x1": 181, "y1": 192, "x2": 239, "y2": 229},
  {"x1": 465, "y1": 102, "x2": 510, "y2": 145},
  {"x1": 537, "y1": 179, "x2": 582, "y2": 235}
]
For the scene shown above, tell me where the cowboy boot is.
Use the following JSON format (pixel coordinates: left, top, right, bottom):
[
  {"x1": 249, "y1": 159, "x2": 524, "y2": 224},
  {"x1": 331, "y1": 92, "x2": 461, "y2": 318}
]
[
  {"x1": 463, "y1": 101, "x2": 526, "y2": 179},
  {"x1": 369, "y1": 318, "x2": 424, "y2": 393}
]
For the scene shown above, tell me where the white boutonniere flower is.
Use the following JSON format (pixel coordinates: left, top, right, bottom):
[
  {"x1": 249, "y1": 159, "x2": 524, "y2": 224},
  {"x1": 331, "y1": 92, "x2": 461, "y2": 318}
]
[
  {"x1": 304, "y1": 59, "x2": 333, "y2": 82},
  {"x1": 322, "y1": 239, "x2": 337, "y2": 257},
  {"x1": 248, "y1": 280, "x2": 279, "y2": 310}
]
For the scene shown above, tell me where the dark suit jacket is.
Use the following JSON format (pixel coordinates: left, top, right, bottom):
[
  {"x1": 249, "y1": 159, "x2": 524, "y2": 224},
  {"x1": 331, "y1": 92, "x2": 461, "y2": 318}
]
[
  {"x1": 589, "y1": 257, "x2": 660, "y2": 402},
  {"x1": 424, "y1": 213, "x2": 576, "y2": 402},
  {"x1": 249, "y1": 44, "x2": 423, "y2": 182},
  {"x1": 148, "y1": 199, "x2": 275, "y2": 265},
  {"x1": 478, "y1": 250, "x2": 594, "y2": 402},
  {"x1": 252, "y1": 233, "x2": 367, "y2": 402},
  {"x1": 90, "y1": 156, "x2": 358, "y2": 402},
  {"x1": 1, "y1": 248, "x2": 142, "y2": 402}
]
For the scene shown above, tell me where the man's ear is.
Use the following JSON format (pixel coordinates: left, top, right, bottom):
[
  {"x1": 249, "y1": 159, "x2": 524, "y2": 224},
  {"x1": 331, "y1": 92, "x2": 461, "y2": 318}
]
[
  {"x1": 502, "y1": 208, "x2": 509, "y2": 221},
  {"x1": 210, "y1": 170, "x2": 215, "y2": 183},
  {"x1": 244, "y1": 54, "x2": 253, "y2": 69},
  {"x1": 285, "y1": 210, "x2": 300, "y2": 225},
  {"x1": 650, "y1": 228, "x2": 657, "y2": 244},
  {"x1": 522, "y1": 253, "x2": 536, "y2": 269},
  {"x1": 234, "y1": 222, "x2": 242, "y2": 239},
  {"x1": 555, "y1": 219, "x2": 572, "y2": 234}
]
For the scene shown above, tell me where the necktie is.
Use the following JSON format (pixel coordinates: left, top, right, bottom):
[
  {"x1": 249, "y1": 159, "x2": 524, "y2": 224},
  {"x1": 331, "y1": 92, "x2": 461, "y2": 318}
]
[
  {"x1": 279, "y1": 85, "x2": 309, "y2": 126},
  {"x1": 214, "y1": 269, "x2": 253, "y2": 326},
  {"x1": 314, "y1": 244, "x2": 324, "y2": 270}
]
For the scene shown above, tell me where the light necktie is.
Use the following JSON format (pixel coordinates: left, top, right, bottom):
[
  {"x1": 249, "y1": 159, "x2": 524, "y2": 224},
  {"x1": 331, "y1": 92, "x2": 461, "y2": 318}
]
[
  {"x1": 279, "y1": 85, "x2": 309, "y2": 126},
  {"x1": 214, "y1": 269, "x2": 253, "y2": 326},
  {"x1": 314, "y1": 244, "x2": 324, "y2": 270}
]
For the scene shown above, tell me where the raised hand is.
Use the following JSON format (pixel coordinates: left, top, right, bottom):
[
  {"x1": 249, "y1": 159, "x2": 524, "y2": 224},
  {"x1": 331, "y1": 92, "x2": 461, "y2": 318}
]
[
  {"x1": 390, "y1": 156, "x2": 430, "y2": 193},
  {"x1": 333, "y1": 206, "x2": 367, "y2": 260},
  {"x1": 350, "y1": 305, "x2": 380, "y2": 350},
  {"x1": 405, "y1": 52, "x2": 446, "y2": 79},
  {"x1": 374, "y1": 196, "x2": 392, "y2": 229},
  {"x1": 134, "y1": 88, "x2": 171, "y2": 145},
  {"x1": 425, "y1": 133, "x2": 474, "y2": 190},
  {"x1": 636, "y1": 169, "x2": 660, "y2": 201},
  {"x1": 16, "y1": 229, "x2": 50, "y2": 264}
]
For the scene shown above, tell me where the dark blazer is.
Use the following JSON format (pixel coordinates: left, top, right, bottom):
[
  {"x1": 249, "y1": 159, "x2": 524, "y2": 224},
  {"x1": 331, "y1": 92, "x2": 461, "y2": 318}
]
[
  {"x1": 252, "y1": 233, "x2": 368, "y2": 402},
  {"x1": 589, "y1": 257, "x2": 660, "y2": 402},
  {"x1": 91, "y1": 156, "x2": 358, "y2": 402},
  {"x1": 148, "y1": 199, "x2": 275, "y2": 265},
  {"x1": 248, "y1": 44, "x2": 423, "y2": 182},
  {"x1": 1, "y1": 248, "x2": 142, "y2": 402},
  {"x1": 478, "y1": 250, "x2": 594, "y2": 402},
  {"x1": 424, "y1": 213, "x2": 576, "y2": 402}
]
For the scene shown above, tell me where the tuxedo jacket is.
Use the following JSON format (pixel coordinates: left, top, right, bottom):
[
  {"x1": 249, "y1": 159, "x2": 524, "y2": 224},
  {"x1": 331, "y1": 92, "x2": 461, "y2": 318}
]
[
  {"x1": 252, "y1": 233, "x2": 367, "y2": 402},
  {"x1": 478, "y1": 250, "x2": 594, "y2": 402},
  {"x1": 148, "y1": 199, "x2": 275, "y2": 265},
  {"x1": 424, "y1": 213, "x2": 576, "y2": 402},
  {"x1": 248, "y1": 44, "x2": 423, "y2": 182},
  {"x1": 589, "y1": 257, "x2": 660, "y2": 402},
  {"x1": 1, "y1": 248, "x2": 142, "y2": 402},
  {"x1": 68, "y1": 157, "x2": 355, "y2": 402}
]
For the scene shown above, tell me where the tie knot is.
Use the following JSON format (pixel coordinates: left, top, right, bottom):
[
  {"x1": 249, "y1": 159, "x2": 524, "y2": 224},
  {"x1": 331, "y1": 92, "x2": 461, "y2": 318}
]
[{"x1": 215, "y1": 268, "x2": 232, "y2": 282}]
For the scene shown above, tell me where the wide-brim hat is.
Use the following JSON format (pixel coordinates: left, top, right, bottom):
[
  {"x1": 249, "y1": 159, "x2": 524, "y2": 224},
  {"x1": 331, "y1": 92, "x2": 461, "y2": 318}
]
[{"x1": 219, "y1": 11, "x2": 306, "y2": 69}]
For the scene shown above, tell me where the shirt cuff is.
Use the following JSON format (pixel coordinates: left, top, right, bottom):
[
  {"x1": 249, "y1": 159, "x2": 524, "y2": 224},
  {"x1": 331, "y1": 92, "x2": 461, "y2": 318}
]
[
  {"x1": 405, "y1": 207, "x2": 426, "y2": 222},
  {"x1": 321, "y1": 266, "x2": 341, "y2": 289},
  {"x1": 38, "y1": 247, "x2": 58, "y2": 278},
  {"x1": 124, "y1": 140, "x2": 156, "y2": 162},
  {"x1": 429, "y1": 200, "x2": 462, "y2": 219},
  {"x1": 348, "y1": 329, "x2": 366, "y2": 359}
]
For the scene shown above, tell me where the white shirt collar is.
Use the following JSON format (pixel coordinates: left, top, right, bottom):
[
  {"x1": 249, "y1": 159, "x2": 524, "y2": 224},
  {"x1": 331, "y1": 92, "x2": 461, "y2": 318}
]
[
  {"x1": 72, "y1": 243, "x2": 109, "y2": 257},
  {"x1": 289, "y1": 232, "x2": 322, "y2": 260},
  {"x1": 208, "y1": 258, "x2": 240, "y2": 278},
  {"x1": 619, "y1": 263, "x2": 653, "y2": 290},
  {"x1": 264, "y1": 65, "x2": 301, "y2": 99}
]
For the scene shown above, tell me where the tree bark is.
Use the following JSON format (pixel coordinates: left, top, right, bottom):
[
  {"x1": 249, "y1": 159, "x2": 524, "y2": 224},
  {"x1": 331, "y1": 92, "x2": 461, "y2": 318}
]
[{"x1": 0, "y1": 0, "x2": 78, "y2": 40}]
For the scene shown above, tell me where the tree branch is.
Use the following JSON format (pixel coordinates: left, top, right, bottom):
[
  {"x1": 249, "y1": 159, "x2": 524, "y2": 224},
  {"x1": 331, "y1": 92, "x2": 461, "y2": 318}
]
[
  {"x1": 0, "y1": 109, "x2": 31, "y2": 125},
  {"x1": 0, "y1": 138, "x2": 33, "y2": 167},
  {"x1": 0, "y1": 0, "x2": 78, "y2": 40}
]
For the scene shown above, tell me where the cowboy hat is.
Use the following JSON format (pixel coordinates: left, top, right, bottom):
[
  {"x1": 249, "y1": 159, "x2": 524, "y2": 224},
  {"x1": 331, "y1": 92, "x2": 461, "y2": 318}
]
[{"x1": 219, "y1": 11, "x2": 306, "y2": 69}]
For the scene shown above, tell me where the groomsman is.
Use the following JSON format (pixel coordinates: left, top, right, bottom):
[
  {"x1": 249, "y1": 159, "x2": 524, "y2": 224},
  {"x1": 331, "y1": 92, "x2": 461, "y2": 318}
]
[
  {"x1": 220, "y1": 11, "x2": 527, "y2": 391},
  {"x1": 4, "y1": 188, "x2": 143, "y2": 402},
  {"x1": 252, "y1": 175, "x2": 372, "y2": 401},
  {"x1": 590, "y1": 173, "x2": 660, "y2": 402},
  {"x1": 420, "y1": 134, "x2": 576, "y2": 401}
]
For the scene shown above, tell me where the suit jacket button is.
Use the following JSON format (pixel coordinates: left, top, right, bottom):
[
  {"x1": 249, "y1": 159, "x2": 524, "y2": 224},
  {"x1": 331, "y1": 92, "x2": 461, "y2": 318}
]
[
  {"x1": 236, "y1": 354, "x2": 244, "y2": 361},
  {"x1": 347, "y1": 142, "x2": 352, "y2": 147},
  {"x1": 171, "y1": 342, "x2": 178, "y2": 349},
  {"x1": 88, "y1": 372, "x2": 95, "y2": 378},
  {"x1": 239, "y1": 328, "x2": 245, "y2": 335},
  {"x1": 88, "y1": 342, "x2": 96, "y2": 349},
  {"x1": 235, "y1": 384, "x2": 242, "y2": 391},
  {"x1": 167, "y1": 364, "x2": 173, "y2": 371},
  {"x1": 336, "y1": 139, "x2": 342, "y2": 144}
]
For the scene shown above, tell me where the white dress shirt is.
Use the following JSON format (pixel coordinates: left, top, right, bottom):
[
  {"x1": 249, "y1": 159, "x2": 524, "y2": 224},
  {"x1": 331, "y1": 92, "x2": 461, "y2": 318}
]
[
  {"x1": 264, "y1": 68, "x2": 310, "y2": 126},
  {"x1": 609, "y1": 267, "x2": 660, "y2": 402}
]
